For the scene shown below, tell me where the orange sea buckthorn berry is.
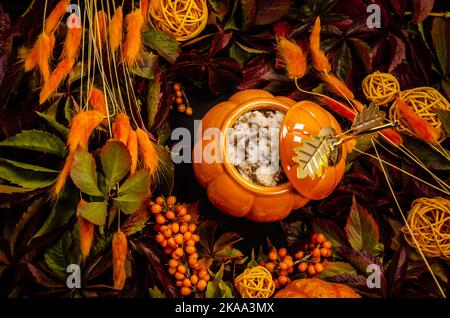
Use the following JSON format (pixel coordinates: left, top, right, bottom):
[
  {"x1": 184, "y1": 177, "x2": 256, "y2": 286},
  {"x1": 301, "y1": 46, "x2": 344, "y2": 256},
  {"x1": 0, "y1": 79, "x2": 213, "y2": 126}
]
[
  {"x1": 175, "y1": 272, "x2": 185, "y2": 280},
  {"x1": 155, "y1": 197, "x2": 165, "y2": 205},
  {"x1": 294, "y1": 251, "x2": 304, "y2": 259},
  {"x1": 278, "y1": 248, "x2": 287, "y2": 258},
  {"x1": 175, "y1": 97, "x2": 183, "y2": 105},
  {"x1": 188, "y1": 224, "x2": 196, "y2": 233},
  {"x1": 278, "y1": 275, "x2": 289, "y2": 285},
  {"x1": 155, "y1": 234, "x2": 165, "y2": 243},
  {"x1": 177, "y1": 104, "x2": 186, "y2": 113},
  {"x1": 183, "y1": 278, "x2": 192, "y2": 288},
  {"x1": 180, "y1": 287, "x2": 191, "y2": 296},
  {"x1": 177, "y1": 265, "x2": 187, "y2": 274},
  {"x1": 184, "y1": 231, "x2": 192, "y2": 241},
  {"x1": 171, "y1": 223, "x2": 180, "y2": 234},
  {"x1": 309, "y1": 243, "x2": 316, "y2": 249},
  {"x1": 279, "y1": 262, "x2": 288, "y2": 270},
  {"x1": 192, "y1": 234, "x2": 200, "y2": 242},
  {"x1": 177, "y1": 206, "x2": 187, "y2": 216},
  {"x1": 186, "y1": 246, "x2": 196, "y2": 255},
  {"x1": 197, "y1": 280, "x2": 207, "y2": 291},
  {"x1": 315, "y1": 263, "x2": 324, "y2": 273},
  {"x1": 176, "y1": 280, "x2": 183, "y2": 287},
  {"x1": 166, "y1": 211, "x2": 176, "y2": 220},
  {"x1": 169, "y1": 259, "x2": 178, "y2": 268},
  {"x1": 190, "y1": 275, "x2": 199, "y2": 285},
  {"x1": 311, "y1": 233, "x2": 318, "y2": 242},
  {"x1": 326, "y1": 249, "x2": 332, "y2": 257},
  {"x1": 316, "y1": 233, "x2": 326, "y2": 244},
  {"x1": 160, "y1": 225, "x2": 168, "y2": 231},
  {"x1": 269, "y1": 250, "x2": 278, "y2": 261},
  {"x1": 151, "y1": 204, "x2": 162, "y2": 214},
  {"x1": 155, "y1": 215, "x2": 166, "y2": 224},
  {"x1": 173, "y1": 83, "x2": 181, "y2": 92},
  {"x1": 188, "y1": 258, "x2": 198, "y2": 267},
  {"x1": 288, "y1": 267, "x2": 294, "y2": 274},
  {"x1": 169, "y1": 268, "x2": 177, "y2": 275},
  {"x1": 175, "y1": 91, "x2": 183, "y2": 98},
  {"x1": 308, "y1": 265, "x2": 317, "y2": 275},
  {"x1": 174, "y1": 248, "x2": 184, "y2": 258},
  {"x1": 167, "y1": 238, "x2": 177, "y2": 248},
  {"x1": 167, "y1": 196, "x2": 176, "y2": 206},
  {"x1": 198, "y1": 269, "x2": 207, "y2": 279},
  {"x1": 323, "y1": 241, "x2": 332, "y2": 249},
  {"x1": 180, "y1": 223, "x2": 188, "y2": 234},
  {"x1": 204, "y1": 274, "x2": 211, "y2": 281},
  {"x1": 265, "y1": 262, "x2": 275, "y2": 272},
  {"x1": 298, "y1": 262, "x2": 308, "y2": 272},
  {"x1": 163, "y1": 229, "x2": 172, "y2": 238},
  {"x1": 279, "y1": 269, "x2": 288, "y2": 276},
  {"x1": 174, "y1": 234, "x2": 184, "y2": 245},
  {"x1": 320, "y1": 248, "x2": 329, "y2": 257},
  {"x1": 312, "y1": 248, "x2": 321, "y2": 258},
  {"x1": 182, "y1": 214, "x2": 192, "y2": 223},
  {"x1": 160, "y1": 240, "x2": 168, "y2": 248},
  {"x1": 185, "y1": 107, "x2": 193, "y2": 116},
  {"x1": 186, "y1": 239, "x2": 195, "y2": 246},
  {"x1": 164, "y1": 247, "x2": 173, "y2": 254}
]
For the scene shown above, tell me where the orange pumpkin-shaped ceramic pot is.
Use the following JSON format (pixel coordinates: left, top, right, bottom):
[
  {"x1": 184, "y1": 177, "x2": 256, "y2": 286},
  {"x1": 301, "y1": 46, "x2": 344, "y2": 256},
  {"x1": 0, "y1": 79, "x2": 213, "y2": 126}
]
[
  {"x1": 274, "y1": 278, "x2": 361, "y2": 298},
  {"x1": 193, "y1": 89, "x2": 347, "y2": 222}
]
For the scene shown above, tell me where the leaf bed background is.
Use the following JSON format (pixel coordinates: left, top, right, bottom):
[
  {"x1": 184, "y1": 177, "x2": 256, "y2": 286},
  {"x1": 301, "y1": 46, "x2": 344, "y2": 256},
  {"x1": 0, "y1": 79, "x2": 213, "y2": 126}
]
[{"x1": 0, "y1": 0, "x2": 449, "y2": 298}]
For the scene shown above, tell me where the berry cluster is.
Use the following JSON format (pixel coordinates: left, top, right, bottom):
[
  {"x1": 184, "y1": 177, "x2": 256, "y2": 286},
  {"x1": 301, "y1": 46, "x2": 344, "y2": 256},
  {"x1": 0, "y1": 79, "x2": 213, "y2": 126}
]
[
  {"x1": 173, "y1": 83, "x2": 193, "y2": 116},
  {"x1": 259, "y1": 247, "x2": 294, "y2": 289},
  {"x1": 150, "y1": 196, "x2": 209, "y2": 296},
  {"x1": 295, "y1": 233, "x2": 332, "y2": 276}
]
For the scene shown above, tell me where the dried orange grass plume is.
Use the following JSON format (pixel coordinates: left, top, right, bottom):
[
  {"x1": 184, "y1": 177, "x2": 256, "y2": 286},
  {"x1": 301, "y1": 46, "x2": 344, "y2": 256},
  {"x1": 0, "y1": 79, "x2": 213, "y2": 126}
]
[
  {"x1": 94, "y1": 11, "x2": 109, "y2": 49},
  {"x1": 323, "y1": 74, "x2": 355, "y2": 100},
  {"x1": 53, "y1": 111, "x2": 104, "y2": 196},
  {"x1": 25, "y1": 32, "x2": 55, "y2": 82},
  {"x1": 141, "y1": 0, "x2": 149, "y2": 21},
  {"x1": 112, "y1": 113, "x2": 131, "y2": 144},
  {"x1": 39, "y1": 58, "x2": 74, "y2": 104},
  {"x1": 109, "y1": 6, "x2": 123, "y2": 53},
  {"x1": 88, "y1": 87, "x2": 107, "y2": 117},
  {"x1": 310, "y1": 17, "x2": 332, "y2": 73},
  {"x1": 396, "y1": 97, "x2": 440, "y2": 145},
  {"x1": 123, "y1": 10, "x2": 144, "y2": 66},
  {"x1": 77, "y1": 205, "x2": 94, "y2": 259},
  {"x1": 63, "y1": 27, "x2": 82, "y2": 62},
  {"x1": 127, "y1": 130, "x2": 138, "y2": 174},
  {"x1": 277, "y1": 37, "x2": 307, "y2": 79},
  {"x1": 44, "y1": 0, "x2": 70, "y2": 35},
  {"x1": 112, "y1": 230, "x2": 128, "y2": 290},
  {"x1": 136, "y1": 128, "x2": 159, "y2": 178}
]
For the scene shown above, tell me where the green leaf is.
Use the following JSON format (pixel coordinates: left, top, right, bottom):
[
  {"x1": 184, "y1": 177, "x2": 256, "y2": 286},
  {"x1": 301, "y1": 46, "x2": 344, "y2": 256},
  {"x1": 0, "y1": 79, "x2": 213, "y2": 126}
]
[
  {"x1": 213, "y1": 232, "x2": 243, "y2": 253},
  {"x1": 316, "y1": 262, "x2": 357, "y2": 279},
  {"x1": 114, "y1": 192, "x2": 147, "y2": 215},
  {"x1": 156, "y1": 122, "x2": 172, "y2": 146},
  {"x1": 78, "y1": 200, "x2": 108, "y2": 226},
  {"x1": 436, "y1": 109, "x2": 450, "y2": 135},
  {"x1": 121, "y1": 202, "x2": 150, "y2": 236},
  {"x1": 235, "y1": 41, "x2": 268, "y2": 54},
  {"x1": 205, "y1": 264, "x2": 235, "y2": 298},
  {"x1": 229, "y1": 43, "x2": 252, "y2": 68},
  {"x1": 313, "y1": 219, "x2": 349, "y2": 248},
  {"x1": 44, "y1": 237, "x2": 67, "y2": 280},
  {"x1": 345, "y1": 197, "x2": 379, "y2": 251},
  {"x1": 0, "y1": 184, "x2": 37, "y2": 194},
  {"x1": 131, "y1": 51, "x2": 158, "y2": 79},
  {"x1": 142, "y1": 29, "x2": 180, "y2": 64},
  {"x1": 224, "y1": 0, "x2": 239, "y2": 30},
  {"x1": 36, "y1": 111, "x2": 69, "y2": 137},
  {"x1": 0, "y1": 161, "x2": 56, "y2": 189},
  {"x1": 100, "y1": 140, "x2": 131, "y2": 190},
  {"x1": 148, "y1": 286, "x2": 167, "y2": 298},
  {"x1": 404, "y1": 136, "x2": 450, "y2": 170},
  {"x1": 70, "y1": 146, "x2": 104, "y2": 197},
  {"x1": 431, "y1": 17, "x2": 450, "y2": 76},
  {"x1": 147, "y1": 73, "x2": 161, "y2": 129},
  {"x1": 117, "y1": 169, "x2": 150, "y2": 195},
  {"x1": 153, "y1": 144, "x2": 174, "y2": 197},
  {"x1": 240, "y1": 0, "x2": 257, "y2": 30},
  {"x1": 0, "y1": 130, "x2": 66, "y2": 157},
  {"x1": 0, "y1": 158, "x2": 59, "y2": 173}
]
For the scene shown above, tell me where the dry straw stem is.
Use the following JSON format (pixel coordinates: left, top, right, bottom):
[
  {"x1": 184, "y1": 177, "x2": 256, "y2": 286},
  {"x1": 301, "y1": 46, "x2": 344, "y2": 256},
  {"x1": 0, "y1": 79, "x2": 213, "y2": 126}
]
[
  {"x1": 123, "y1": 9, "x2": 144, "y2": 66},
  {"x1": 112, "y1": 113, "x2": 132, "y2": 145},
  {"x1": 94, "y1": 11, "x2": 109, "y2": 49},
  {"x1": 136, "y1": 128, "x2": 159, "y2": 179},
  {"x1": 53, "y1": 111, "x2": 104, "y2": 196},
  {"x1": 277, "y1": 36, "x2": 307, "y2": 79},
  {"x1": 88, "y1": 87, "x2": 108, "y2": 117},
  {"x1": 44, "y1": 0, "x2": 70, "y2": 35},
  {"x1": 395, "y1": 96, "x2": 440, "y2": 145},
  {"x1": 63, "y1": 27, "x2": 82, "y2": 62},
  {"x1": 77, "y1": 212, "x2": 94, "y2": 259},
  {"x1": 109, "y1": 6, "x2": 123, "y2": 53},
  {"x1": 39, "y1": 58, "x2": 74, "y2": 104},
  {"x1": 310, "y1": 16, "x2": 331, "y2": 73},
  {"x1": 112, "y1": 229, "x2": 128, "y2": 290}
]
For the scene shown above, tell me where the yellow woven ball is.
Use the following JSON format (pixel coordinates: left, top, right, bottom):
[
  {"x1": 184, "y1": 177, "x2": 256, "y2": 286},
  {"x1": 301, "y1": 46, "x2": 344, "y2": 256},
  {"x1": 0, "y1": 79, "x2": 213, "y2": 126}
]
[
  {"x1": 234, "y1": 266, "x2": 275, "y2": 298},
  {"x1": 402, "y1": 197, "x2": 450, "y2": 259},
  {"x1": 389, "y1": 87, "x2": 450, "y2": 142},
  {"x1": 362, "y1": 71, "x2": 400, "y2": 105},
  {"x1": 148, "y1": 0, "x2": 208, "y2": 42}
]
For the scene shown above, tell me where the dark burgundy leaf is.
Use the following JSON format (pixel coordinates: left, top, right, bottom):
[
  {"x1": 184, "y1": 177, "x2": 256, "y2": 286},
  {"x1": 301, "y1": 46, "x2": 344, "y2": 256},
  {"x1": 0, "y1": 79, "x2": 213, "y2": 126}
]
[
  {"x1": 84, "y1": 250, "x2": 113, "y2": 282},
  {"x1": 313, "y1": 219, "x2": 350, "y2": 248},
  {"x1": 388, "y1": 35, "x2": 406, "y2": 72},
  {"x1": 240, "y1": 0, "x2": 257, "y2": 30},
  {"x1": 412, "y1": 0, "x2": 435, "y2": 24},
  {"x1": 134, "y1": 241, "x2": 179, "y2": 298},
  {"x1": 26, "y1": 262, "x2": 65, "y2": 288},
  {"x1": 209, "y1": 32, "x2": 233, "y2": 57},
  {"x1": 386, "y1": 246, "x2": 408, "y2": 297},
  {"x1": 255, "y1": 0, "x2": 291, "y2": 26},
  {"x1": 237, "y1": 55, "x2": 274, "y2": 90}
]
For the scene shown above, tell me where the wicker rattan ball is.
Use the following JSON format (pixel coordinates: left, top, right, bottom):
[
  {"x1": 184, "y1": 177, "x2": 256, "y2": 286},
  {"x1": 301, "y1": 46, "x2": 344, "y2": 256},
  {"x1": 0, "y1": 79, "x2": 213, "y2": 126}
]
[
  {"x1": 148, "y1": 0, "x2": 208, "y2": 42},
  {"x1": 389, "y1": 87, "x2": 450, "y2": 142},
  {"x1": 402, "y1": 197, "x2": 450, "y2": 259},
  {"x1": 362, "y1": 71, "x2": 400, "y2": 105},
  {"x1": 234, "y1": 266, "x2": 275, "y2": 298}
]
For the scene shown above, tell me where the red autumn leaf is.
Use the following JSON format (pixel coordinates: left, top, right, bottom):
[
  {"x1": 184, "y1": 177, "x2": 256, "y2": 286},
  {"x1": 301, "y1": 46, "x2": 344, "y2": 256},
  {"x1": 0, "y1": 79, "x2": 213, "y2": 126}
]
[{"x1": 412, "y1": 0, "x2": 435, "y2": 24}]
